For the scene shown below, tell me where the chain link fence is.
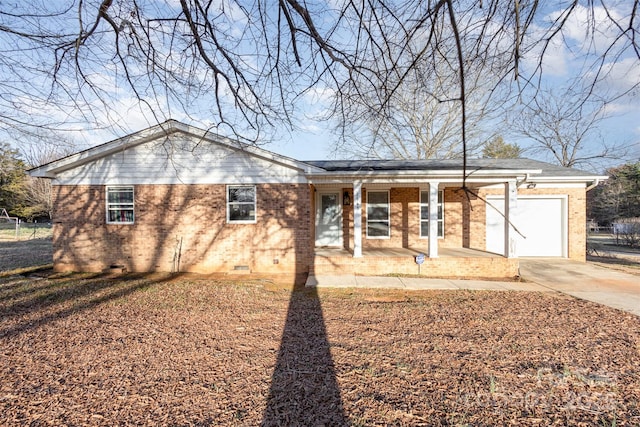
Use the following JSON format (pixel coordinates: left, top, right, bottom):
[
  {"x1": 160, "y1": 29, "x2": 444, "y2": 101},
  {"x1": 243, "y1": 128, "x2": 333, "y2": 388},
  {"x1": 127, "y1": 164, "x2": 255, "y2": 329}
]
[{"x1": 0, "y1": 219, "x2": 52, "y2": 241}]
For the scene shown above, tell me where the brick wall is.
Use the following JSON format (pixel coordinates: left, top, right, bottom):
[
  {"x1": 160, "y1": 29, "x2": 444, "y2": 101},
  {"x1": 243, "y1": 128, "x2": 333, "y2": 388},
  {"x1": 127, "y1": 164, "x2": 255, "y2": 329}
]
[
  {"x1": 338, "y1": 182, "x2": 585, "y2": 266},
  {"x1": 313, "y1": 252, "x2": 519, "y2": 278},
  {"x1": 52, "y1": 182, "x2": 587, "y2": 282},
  {"x1": 357, "y1": 186, "x2": 478, "y2": 251},
  {"x1": 52, "y1": 184, "x2": 313, "y2": 279}
]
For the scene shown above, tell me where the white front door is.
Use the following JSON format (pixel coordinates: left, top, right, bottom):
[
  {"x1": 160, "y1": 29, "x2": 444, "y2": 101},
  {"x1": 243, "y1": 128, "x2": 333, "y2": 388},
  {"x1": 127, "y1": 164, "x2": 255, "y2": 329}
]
[{"x1": 316, "y1": 192, "x2": 342, "y2": 247}]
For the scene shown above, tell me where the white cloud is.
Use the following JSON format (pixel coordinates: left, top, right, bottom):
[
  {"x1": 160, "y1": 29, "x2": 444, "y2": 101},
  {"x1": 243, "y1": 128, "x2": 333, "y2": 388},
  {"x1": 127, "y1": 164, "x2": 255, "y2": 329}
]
[
  {"x1": 540, "y1": 36, "x2": 569, "y2": 76},
  {"x1": 547, "y1": 4, "x2": 625, "y2": 56},
  {"x1": 597, "y1": 57, "x2": 640, "y2": 93}
]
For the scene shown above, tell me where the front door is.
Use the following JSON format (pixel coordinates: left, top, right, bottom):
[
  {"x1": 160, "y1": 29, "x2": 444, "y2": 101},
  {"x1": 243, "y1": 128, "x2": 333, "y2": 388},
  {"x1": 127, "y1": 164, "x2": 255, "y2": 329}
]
[{"x1": 315, "y1": 192, "x2": 342, "y2": 247}]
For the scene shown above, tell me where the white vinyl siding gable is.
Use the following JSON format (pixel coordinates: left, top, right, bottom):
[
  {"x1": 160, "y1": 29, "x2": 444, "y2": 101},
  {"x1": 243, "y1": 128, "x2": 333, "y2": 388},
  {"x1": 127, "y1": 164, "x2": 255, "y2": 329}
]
[
  {"x1": 54, "y1": 134, "x2": 308, "y2": 186},
  {"x1": 106, "y1": 186, "x2": 134, "y2": 224}
]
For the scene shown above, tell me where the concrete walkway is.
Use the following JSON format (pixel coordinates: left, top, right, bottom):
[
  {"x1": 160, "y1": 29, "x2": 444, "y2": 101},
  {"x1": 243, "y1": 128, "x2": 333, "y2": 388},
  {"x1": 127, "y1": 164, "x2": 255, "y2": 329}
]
[
  {"x1": 306, "y1": 259, "x2": 640, "y2": 317},
  {"x1": 305, "y1": 275, "x2": 549, "y2": 292}
]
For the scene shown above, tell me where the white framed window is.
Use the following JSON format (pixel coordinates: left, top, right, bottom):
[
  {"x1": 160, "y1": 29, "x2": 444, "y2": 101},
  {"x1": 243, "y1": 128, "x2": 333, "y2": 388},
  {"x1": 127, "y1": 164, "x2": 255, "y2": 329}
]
[
  {"x1": 420, "y1": 190, "x2": 444, "y2": 238},
  {"x1": 366, "y1": 190, "x2": 390, "y2": 238},
  {"x1": 227, "y1": 185, "x2": 256, "y2": 223},
  {"x1": 106, "y1": 186, "x2": 134, "y2": 224}
]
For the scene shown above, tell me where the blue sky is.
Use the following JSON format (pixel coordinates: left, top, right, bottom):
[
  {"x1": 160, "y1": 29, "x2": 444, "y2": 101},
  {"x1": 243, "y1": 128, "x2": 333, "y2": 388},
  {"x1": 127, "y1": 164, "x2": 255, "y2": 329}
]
[
  {"x1": 266, "y1": 1, "x2": 640, "y2": 164},
  {"x1": 1, "y1": 1, "x2": 638, "y2": 170}
]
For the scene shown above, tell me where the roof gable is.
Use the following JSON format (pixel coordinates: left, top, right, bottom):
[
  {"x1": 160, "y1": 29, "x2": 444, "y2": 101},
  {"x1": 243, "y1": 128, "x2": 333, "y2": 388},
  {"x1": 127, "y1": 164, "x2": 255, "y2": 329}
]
[{"x1": 29, "y1": 120, "x2": 323, "y2": 184}]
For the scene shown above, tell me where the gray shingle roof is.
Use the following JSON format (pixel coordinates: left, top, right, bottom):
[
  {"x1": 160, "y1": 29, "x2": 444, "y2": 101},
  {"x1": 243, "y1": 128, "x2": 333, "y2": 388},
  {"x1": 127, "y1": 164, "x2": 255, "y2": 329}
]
[{"x1": 305, "y1": 158, "x2": 598, "y2": 178}]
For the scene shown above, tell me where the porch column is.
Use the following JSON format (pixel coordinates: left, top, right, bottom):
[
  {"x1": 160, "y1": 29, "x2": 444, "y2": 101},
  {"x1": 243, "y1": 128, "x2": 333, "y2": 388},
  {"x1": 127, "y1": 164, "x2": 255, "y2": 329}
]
[
  {"x1": 353, "y1": 180, "x2": 363, "y2": 258},
  {"x1": 428, "y1": 181, "x2": 439, "y2": 258},
  {"x1": 504, "y1": 180, "x2": 518, "y2": 258}
]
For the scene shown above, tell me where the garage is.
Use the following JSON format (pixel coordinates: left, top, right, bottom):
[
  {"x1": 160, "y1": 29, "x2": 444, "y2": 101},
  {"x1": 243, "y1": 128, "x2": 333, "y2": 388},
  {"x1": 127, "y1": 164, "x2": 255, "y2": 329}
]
[{"x1": 486, "y1": 196, "x2": 567, "y2": 257}]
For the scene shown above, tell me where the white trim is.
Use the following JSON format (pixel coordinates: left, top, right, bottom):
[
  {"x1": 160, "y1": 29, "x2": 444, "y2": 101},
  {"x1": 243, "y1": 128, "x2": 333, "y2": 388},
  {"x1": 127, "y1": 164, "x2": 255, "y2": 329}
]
[
  {"x1": 51, "y1": 175, "x2": 309, "y2": 186},
  {"x1": 106, "y1": 186, "x2": 135, "y2": 225},
  {"x1": 504, "y1": 180, "x2": 518, "y2": 258},
  {"x1": 226, "y1": 185, "x2": 257, "y2": 224},
  {"x1": 307, "y1": 176, "x2": 532, "y2": 186},
  {"x1": 527, "y1": 175, "x2": 608, "y2": 183},
  {"x1": 29, "y1": 120, "x2": 324, "y2": 179},
  {"x1": 484, "y1": 182, "x2": 587, "y2": 189},
  {"x1": 366, "y1": 190, "x2": 390, "y2": 239},
  {"x1": 361, "y1": 184, "x2": 392, "y2": 190},
  {"x1": 307, "y1": 168, "x2": 542, "y2": 179},
  {"x1": 353, "y1": 181, "x2": 363, "y2": 257}
]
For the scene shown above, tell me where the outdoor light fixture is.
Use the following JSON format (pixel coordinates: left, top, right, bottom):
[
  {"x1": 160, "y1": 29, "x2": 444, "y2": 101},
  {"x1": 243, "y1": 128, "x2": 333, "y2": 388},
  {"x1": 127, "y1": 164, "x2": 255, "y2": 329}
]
[{"x1": 343, "y1": 191, "x2": 352, "y2": 206}]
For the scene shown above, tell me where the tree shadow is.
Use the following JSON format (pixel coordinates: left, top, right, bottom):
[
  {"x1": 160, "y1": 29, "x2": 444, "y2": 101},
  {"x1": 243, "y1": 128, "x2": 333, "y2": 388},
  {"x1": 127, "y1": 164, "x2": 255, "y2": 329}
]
[
  {"x1": 262, "y1": 285, "x2": 347, "y2": 426},
  {"x1": 0, "y1": 273, "x2": 173, "y2": 339}
]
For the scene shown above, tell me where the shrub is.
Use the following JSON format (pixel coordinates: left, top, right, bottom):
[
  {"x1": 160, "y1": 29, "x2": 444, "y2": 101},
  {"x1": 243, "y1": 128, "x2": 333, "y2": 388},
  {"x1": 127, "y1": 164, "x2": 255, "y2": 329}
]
[{"x1": 613, "y1": 218, "x2": 640, "y2": 247}]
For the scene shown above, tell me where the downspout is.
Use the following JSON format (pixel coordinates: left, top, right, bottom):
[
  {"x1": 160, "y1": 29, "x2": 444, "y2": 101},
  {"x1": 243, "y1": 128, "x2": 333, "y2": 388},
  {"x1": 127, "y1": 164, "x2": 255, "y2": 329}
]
[
  {"x1": 586, "y1": 179, "x2": 601, "y2": 192},
  {"x1": 516, "y1": 173, "x2": 531, "y2": 188}
]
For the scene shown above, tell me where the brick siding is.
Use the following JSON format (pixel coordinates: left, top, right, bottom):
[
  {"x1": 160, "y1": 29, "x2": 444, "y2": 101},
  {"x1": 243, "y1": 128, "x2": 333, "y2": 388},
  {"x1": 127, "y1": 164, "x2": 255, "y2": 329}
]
[
  {"x1": 52, "y1": 184, "x2": 312, "y2": 282},
  {"x1": 356, "y1": 186, "x2": 499, "y2": 253},
  {"x1": 312, "y1": 253, "x2": 519, "y2": 278},
  {"x1": 52, "y1": 183, "x2": 586, "y2": 282}
]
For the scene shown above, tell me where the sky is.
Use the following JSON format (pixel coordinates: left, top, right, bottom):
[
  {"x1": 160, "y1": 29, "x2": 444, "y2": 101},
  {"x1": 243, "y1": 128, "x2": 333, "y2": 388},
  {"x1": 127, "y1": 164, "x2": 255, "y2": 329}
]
[{"x1": 1, "y1": 0, "x2": 639, "y2": 170}]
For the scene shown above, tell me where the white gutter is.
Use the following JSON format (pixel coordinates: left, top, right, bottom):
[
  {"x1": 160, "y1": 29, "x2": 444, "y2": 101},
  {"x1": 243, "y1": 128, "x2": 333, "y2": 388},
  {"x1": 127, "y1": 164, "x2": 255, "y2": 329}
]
[
  {"x1": 585, "y1": 178, "x2": 602, "y2": 192},
  {"x1": 307, "y1": 168, "x2": 542, "y2": 180}
]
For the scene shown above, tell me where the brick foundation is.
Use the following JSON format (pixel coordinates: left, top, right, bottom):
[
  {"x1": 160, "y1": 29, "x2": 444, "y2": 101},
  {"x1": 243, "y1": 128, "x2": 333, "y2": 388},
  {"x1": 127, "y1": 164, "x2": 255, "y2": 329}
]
[{"x1": 312, "y1": 253, "x2": 519, "y2": 278}]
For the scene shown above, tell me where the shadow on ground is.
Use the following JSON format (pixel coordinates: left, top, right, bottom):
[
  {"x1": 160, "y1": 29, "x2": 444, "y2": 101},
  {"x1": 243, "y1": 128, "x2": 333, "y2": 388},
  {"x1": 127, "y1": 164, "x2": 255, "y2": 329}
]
[
  {"x1": 262, "y1": 286, "x2": 347, "y2": 426},
  {"x1": 0, "y1": 272, "x2": 173, "y2": 339}
]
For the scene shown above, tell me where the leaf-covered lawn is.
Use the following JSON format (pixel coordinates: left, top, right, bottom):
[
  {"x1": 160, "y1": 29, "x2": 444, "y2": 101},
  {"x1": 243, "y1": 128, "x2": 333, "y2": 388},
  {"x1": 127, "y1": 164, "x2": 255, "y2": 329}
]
[{"x1": 1, "y1": 273, "x2": 639, "y2": 426}]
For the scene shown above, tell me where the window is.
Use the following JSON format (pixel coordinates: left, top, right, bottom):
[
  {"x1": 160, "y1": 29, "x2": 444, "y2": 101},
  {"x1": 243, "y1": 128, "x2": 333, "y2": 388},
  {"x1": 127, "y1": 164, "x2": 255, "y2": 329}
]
[
  {"x1": 420, "y1": 190, "x2": 444, "y2": 238},
  {"x1": 366, "y1": 190, "x2": 390, "y2": 238},
  {"x1": 227, "y1": 185, "x2": 256, "y2": 223},
  {"x1": 106, "y1": 186, "x2": 134, "y2": 224}
]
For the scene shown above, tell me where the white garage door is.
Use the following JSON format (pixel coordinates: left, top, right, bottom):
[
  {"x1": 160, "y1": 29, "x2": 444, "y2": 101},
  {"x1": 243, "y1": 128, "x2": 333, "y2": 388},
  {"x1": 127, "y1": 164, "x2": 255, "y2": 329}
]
[{"x1": 486, "y1": 197, "x2": 566, "y2": 257}]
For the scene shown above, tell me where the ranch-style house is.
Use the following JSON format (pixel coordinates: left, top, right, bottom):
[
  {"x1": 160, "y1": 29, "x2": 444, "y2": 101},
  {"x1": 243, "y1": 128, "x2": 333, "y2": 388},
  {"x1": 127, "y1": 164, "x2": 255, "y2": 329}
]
[{"x1": 29, "y1": 120, "x2": 606, "y2": 285}]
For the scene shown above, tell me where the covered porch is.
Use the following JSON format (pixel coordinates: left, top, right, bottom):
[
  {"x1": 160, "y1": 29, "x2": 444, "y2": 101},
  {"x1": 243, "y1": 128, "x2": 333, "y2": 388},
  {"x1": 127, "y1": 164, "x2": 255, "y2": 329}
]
[
  {"x1": 309, "y1": 179, "x2": 525, "y2": 278},
  {"x1": 305, "y1": 160, "x2": 545, "y2": 279}
]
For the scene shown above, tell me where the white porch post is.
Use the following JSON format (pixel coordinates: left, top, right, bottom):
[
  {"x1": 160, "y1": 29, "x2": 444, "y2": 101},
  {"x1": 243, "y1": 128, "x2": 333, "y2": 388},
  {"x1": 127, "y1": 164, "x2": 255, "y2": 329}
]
[
  {"x1": 428, "y1": 181, "x2": 439, "y2": 258},
  {"x1": 353, "y1": 181, "x2": 363, "y2": 258},
  {"x1": 504, "y1": 180, "x2": 518, "y2": 258}
]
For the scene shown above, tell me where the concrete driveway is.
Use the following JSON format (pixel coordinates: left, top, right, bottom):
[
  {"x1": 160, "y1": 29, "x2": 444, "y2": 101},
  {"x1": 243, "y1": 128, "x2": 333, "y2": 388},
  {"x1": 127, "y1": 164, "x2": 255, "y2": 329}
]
[{"x1": 519, "y1": 259, "x2": 640, "y2": 317}]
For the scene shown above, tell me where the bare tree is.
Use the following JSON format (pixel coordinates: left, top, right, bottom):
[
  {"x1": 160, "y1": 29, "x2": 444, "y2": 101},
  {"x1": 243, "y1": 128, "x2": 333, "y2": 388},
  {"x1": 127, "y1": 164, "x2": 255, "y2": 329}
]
[
  {"x1": 18, "y1": 136, "x2": 78, "y2": 220},
  {"x1": 0, "y1": 0, "x2": 637, "y2": 167},
  {"x1": 333, "y1": 55, "x2": 502, "y2": 159},
  {"x1": 509, "y1": 86, "x2": 630, "y2": 169}
]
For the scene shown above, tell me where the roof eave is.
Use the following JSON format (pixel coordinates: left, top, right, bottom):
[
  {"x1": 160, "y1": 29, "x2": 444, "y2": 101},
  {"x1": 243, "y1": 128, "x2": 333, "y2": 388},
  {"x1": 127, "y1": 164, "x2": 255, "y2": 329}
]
[
  {"x1": 306, "y1": 168, "x2": 543, "y2": 181},
  {"x1": 28, "y1": 120, "x2": 326, "y2": 178},
  {"x1": 28, "y1": 121, "x2": 184, "y2": 178},
  {"x1": 527, "y1": 175, "x2": 609, "y2": 183}
]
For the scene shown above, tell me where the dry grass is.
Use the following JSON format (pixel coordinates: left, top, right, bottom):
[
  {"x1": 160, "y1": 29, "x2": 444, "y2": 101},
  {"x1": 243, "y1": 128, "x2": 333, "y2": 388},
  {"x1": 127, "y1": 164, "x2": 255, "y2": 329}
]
[
  {"x1": 1, "y1": 272, "x2": 639, "y2": 426},
  {"x1": 0, "y1": 223, "x2": 52, "y2": 242},
  {"x1": 0, "y1": 239, "x2": 53, "y2": 273}
]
